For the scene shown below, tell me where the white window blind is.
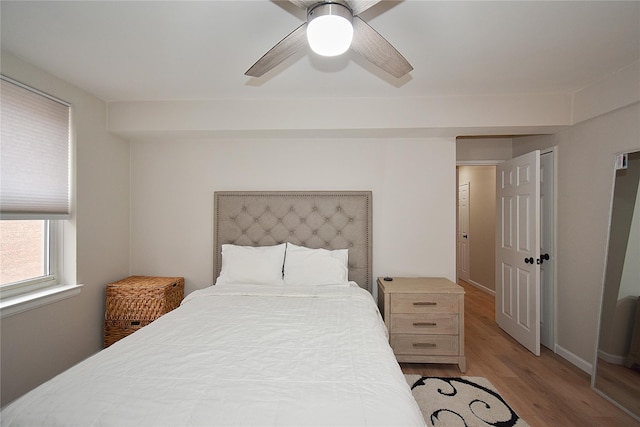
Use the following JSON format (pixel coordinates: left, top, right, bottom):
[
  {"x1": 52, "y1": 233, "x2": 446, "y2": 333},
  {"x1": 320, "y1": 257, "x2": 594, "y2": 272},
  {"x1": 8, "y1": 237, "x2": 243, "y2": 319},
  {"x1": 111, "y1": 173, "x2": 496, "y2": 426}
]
[{"x1": 1, "y1": 76, "x2": 71, "y2": 219}]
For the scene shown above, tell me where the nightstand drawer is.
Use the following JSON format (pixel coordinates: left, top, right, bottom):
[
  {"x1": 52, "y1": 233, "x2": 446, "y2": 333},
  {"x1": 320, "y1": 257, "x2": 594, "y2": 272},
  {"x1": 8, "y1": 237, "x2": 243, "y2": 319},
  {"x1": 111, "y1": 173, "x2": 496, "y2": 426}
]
[
  {"x1": 391, "y1": 334, "x2": 459, "y2": 356},
  {"x1": 391, "y1": 293, "x2": 458, "y2": 314},
  {"x1": 377, "y1": 277, "x2": 466, "y2": 372},
  {"x1": 391, "y1": 313, "x2": 459, "y2": 334}
]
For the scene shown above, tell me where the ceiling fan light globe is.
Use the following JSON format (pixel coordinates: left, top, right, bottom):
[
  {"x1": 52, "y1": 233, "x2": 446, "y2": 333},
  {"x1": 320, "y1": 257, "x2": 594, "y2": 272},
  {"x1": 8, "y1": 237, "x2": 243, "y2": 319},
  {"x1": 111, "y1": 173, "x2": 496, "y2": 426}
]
[{"x1": 307, "y1": 9, "x2": 354, "y2": 56}]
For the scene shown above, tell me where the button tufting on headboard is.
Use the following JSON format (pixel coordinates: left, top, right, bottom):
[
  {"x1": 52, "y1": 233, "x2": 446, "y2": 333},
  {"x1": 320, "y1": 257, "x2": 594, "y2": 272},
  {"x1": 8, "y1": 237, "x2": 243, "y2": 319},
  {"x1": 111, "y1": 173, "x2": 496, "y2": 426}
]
[{"x1": 214, "y1": 191, "x2": 373, "y2": 293}]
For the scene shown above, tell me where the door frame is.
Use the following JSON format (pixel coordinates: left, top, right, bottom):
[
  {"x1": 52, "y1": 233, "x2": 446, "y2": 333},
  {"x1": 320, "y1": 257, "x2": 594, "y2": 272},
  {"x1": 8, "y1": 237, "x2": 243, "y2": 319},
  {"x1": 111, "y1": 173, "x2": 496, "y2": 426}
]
[
  {"x1": 540, "y1": 147, "x2": 558, "y2": 351},
  {"x1": 456, "y1": 160, "x2": 502, "y2": 293},
  {"x1": 456, "y1": 153, "x2": 558, "y2": 353}
]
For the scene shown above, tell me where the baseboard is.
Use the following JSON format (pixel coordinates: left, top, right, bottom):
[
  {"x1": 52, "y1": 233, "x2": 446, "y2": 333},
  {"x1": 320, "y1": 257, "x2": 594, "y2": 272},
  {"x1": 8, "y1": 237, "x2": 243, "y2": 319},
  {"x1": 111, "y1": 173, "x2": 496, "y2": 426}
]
[
  {"x1": 464, "y1": 279, "x2": 496, "y2": 296},
  {"x1": 555, "y1": 344, "x2": 593, "y2": 374},
  {"x1": 597, "y1": 349, "x2": 627, "y2": 365}
]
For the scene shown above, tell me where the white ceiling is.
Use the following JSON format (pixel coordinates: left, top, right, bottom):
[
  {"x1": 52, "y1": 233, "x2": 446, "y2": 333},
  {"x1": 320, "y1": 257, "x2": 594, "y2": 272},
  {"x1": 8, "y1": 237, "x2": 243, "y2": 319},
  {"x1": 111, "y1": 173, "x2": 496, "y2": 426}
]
[{"x1": 1, "y1": 1, "x2": 639, "y2": 103}]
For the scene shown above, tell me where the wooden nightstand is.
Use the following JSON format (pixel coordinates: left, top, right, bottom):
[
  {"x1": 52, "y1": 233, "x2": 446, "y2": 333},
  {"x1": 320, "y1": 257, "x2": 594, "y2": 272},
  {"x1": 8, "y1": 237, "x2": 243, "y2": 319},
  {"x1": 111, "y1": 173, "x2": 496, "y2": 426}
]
[
  {"x1": 104, "y1": 276, "x2": 184, "y2": 347},
  {"x1": 378, "y1": 277, "x2": 466, "y2": 372}
]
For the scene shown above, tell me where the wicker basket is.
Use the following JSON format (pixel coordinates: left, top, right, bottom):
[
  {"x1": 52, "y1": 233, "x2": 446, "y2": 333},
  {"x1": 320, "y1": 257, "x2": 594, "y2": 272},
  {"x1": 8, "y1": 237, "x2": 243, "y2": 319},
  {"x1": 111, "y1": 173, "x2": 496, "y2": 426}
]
[{"x1": 103, "y1": 276, "x2": 184, "y2": 347}]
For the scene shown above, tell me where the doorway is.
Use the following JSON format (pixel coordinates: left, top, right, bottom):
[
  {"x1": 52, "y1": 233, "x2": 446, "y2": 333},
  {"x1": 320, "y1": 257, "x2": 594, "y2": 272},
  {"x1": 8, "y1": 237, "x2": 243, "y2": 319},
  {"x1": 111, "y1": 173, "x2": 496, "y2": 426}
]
[
  {"x1": 456, "y1": 165, "x2": 497, "y2": 294},
  {"x1": 456, "y1": 150, "x2": 556, "y2": 352}
]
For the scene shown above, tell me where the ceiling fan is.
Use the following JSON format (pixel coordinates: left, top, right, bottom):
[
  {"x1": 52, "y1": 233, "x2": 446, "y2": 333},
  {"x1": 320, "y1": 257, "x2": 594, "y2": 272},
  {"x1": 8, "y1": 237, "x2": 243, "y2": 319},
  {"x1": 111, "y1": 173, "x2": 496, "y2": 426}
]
[{"x1": 245, "y1": 0, "x2": 413, "y2": 78}]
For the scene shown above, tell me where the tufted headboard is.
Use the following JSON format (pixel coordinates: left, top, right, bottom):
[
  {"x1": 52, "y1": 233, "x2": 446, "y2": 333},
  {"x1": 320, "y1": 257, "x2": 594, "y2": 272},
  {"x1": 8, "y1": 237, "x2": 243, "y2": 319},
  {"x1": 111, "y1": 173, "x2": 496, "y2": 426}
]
[{"x1": 214, "y1": 191, "x2": 373, "y2": 293}]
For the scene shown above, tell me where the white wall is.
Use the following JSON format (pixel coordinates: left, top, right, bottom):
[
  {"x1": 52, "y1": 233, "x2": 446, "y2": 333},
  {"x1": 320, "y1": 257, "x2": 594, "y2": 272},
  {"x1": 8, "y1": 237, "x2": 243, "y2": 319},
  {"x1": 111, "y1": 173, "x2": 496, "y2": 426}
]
[
  {"x1": 129, "y1": 138, "x2": 457, "y2": 295},
  {"x1": 457, "y1": 138, "x2": 513, "y2": 162},
  {"x1": 109, "y1": 94, "x2": 571, "y2": 139},
  {"x1": 0, "y1": 53, "x2": 131, "y2": 406},
  {"x1": 513, "y1": 101, "x2": 640, "y2": 371}
]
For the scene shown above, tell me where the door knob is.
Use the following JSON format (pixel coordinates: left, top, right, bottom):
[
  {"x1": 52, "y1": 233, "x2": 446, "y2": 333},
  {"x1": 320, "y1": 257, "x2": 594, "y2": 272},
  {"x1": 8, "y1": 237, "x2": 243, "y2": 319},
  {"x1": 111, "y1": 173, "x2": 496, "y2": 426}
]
[
  {"x1": 539, "y1": 253, "x2": 550, "y2": 264},
  {"x1": 462, "y1": 234, "x2": 468, "y2": 239},
  {"x1": 524, "y1": 257, "x2": 534, "y2": 264}
]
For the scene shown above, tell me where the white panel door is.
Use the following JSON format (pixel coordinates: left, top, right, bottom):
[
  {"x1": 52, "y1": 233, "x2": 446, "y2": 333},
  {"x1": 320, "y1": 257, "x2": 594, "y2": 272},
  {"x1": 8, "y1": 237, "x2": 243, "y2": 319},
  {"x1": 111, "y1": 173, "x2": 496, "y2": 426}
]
[
  {"x1": 458, "y1": 182, "x2": 470, "y2": 282},
  {"x1": 496, "y1": 150, "x2": 541, "y2": 356}
]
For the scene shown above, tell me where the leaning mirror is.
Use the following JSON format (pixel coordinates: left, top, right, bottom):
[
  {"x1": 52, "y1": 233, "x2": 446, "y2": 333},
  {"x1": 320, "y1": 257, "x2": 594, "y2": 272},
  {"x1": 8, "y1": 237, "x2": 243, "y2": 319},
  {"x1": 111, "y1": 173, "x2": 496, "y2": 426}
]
[{"x1": 593, "y1": 150, "x2": 640, "y2": 421}]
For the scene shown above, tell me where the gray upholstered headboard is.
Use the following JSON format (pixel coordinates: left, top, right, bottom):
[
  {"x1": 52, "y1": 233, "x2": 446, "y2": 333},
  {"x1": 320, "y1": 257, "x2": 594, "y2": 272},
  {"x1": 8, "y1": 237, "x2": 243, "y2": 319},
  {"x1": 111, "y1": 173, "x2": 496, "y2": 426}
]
[{"x1": 214, "y1": 191, "x2": 373, "y2": 293}]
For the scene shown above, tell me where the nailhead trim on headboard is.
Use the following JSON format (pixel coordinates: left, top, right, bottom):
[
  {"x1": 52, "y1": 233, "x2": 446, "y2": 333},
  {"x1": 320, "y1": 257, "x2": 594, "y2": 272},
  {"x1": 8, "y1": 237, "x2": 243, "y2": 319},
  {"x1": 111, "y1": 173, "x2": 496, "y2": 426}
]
[{"x1": 214, "y1": 191, "x2": 373, "y2": 293}]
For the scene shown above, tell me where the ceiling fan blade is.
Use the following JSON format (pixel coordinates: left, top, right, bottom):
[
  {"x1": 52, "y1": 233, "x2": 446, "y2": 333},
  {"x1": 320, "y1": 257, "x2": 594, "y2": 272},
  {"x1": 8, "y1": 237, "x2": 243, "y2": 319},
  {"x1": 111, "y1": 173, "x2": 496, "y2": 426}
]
[
  {"x1": 350, "y1": 16, "x2": 413, "y2": 78},
  {"x1": 289, "y1": 0, "x2": 380, "y2": 16},
  {"x1": 287, "y1": 0, "x2": 318, "y2": 10},
  {"x1": 245, "y1": 23, "x2": 308, "y2": 77},
  {"x1": 345, "y1": 0, "x2": 381, "y2": 16}
]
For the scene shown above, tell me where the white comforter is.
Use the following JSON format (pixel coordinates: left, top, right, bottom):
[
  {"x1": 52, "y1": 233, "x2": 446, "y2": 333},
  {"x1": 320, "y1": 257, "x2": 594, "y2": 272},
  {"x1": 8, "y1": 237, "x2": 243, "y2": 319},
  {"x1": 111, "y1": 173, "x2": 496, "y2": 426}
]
[{"x1": 1, "y1": 284, "x2": 425, "y2": 426}]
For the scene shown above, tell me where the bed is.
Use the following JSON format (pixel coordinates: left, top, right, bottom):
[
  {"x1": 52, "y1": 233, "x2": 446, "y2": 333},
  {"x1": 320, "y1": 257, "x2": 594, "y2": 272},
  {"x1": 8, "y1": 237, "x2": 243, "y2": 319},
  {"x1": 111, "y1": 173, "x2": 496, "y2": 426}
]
[{"x1": 1, "y1": 191, "x2": 425, "y2": 426}]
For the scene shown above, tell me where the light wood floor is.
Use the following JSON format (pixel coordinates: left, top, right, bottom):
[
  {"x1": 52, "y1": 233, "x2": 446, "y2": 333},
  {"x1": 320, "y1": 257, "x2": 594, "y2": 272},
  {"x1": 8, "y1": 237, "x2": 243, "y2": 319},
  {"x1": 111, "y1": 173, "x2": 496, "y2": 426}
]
[
  {"x1": 594, "y1": 358, "x2": 640, "y2": 419},
  {"x1": 400, "y1": 281, "x2": 640, "y2": 426}
]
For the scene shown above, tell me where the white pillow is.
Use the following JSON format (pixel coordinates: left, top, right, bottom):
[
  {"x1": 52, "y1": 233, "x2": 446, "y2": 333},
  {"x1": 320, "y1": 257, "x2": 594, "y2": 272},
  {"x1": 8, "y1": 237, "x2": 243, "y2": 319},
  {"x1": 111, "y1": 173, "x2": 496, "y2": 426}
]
[
  {"x1": 218, "y1": 243, "x2": 286, "y2": 285},
  {"x1": 284, "y1": 243, "x2": 349, "y2": 286}
]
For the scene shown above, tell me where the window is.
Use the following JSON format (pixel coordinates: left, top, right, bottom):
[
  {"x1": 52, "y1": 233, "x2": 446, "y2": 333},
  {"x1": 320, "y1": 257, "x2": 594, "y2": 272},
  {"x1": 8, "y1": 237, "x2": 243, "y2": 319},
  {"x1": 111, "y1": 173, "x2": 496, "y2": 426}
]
[
  {"x1": 0, "y1": 76, "x2": 79, "y2": 316},
  {"x1": 0, "y1": 219, "x2": 54, "y2": 294},
  {"x1": 1, "y1": 220, "x2": 50, "y2": 284}
]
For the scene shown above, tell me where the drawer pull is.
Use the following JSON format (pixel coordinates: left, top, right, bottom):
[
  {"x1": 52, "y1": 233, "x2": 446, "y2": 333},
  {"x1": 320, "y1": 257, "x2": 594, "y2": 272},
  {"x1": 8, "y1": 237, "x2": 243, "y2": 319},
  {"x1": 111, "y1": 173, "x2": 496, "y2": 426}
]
[
  {"x1": 413, "y1": 342, "x2": 437, "y2": 348},
  {"x1": 413, "y1": 302, "x2": 437, "y2": 306},
  {"x1": 413, "y1": 322, "x2": 437, "y2": 327}
]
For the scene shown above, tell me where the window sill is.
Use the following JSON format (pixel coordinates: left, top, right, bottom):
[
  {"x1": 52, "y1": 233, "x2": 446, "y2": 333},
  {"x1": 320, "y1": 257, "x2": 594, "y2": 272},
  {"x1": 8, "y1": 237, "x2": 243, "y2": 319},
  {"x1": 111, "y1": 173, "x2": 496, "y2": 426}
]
[{"x1": 0, "y1": 284, "x2": 83, "y2": 319}]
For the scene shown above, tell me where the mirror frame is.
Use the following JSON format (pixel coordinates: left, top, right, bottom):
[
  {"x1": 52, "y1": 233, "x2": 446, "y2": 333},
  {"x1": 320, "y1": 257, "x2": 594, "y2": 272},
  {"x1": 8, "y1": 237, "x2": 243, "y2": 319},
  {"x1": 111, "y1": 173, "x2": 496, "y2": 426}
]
[{"x1": 592, "y1": 149, "x2": 640, "y2": 422}]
